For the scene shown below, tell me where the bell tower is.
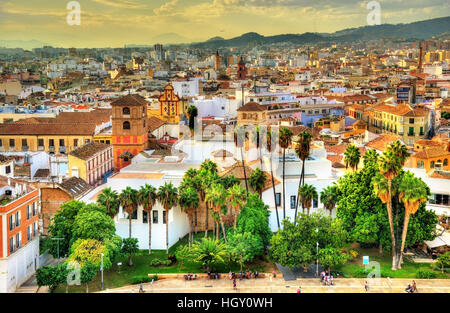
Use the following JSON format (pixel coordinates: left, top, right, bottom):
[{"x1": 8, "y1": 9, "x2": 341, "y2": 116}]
[
  {"x1": 111, "y1": 94, "x2": 148, "y2": 171},
  {"x1": 237, "y1": 56, "x2": 247, "y2": 80}
]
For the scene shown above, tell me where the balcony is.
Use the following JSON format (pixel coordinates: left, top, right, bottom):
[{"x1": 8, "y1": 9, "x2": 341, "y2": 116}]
[
  {"x1": 38, "y1": 146, "x2": 45, "y2": 151},
  {"x1": 59, "y1": 146, "x2": 66, "y2": 154},
  {"x1": 49, "y1": 146, "x2": 55, "y2": 153},
  {"x1": 408, "y1": 133, "x2": 415, "y2": 137}
]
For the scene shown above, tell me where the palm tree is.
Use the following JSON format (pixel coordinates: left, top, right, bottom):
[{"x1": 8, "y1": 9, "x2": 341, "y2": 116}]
[
  {"x1": 372, "y1": 173, "x2": 390, "y2": 255},
  {"x1": 234, "y1": 125, "x2": 249, "y2": 195},
  {"x1": 205, "y1": 183, "x2": 228, "y2": 241},
  {"x1": 227, "y1": 183, "x2": 247, "y2": 229},
  {"x1": 97, "y1": 187, "x2": 119, "y2": 218},
  {"x1": 279, "y1": 127, "x2": 293, "y2": 220},
  {"x1": 397, "y1": 172, "x2": 428, "y2": 268},
  {"x1": 187, "y1": 105, "x2": 198, "y2": 136},
  {"x1": 138, "y1": 184, "x2": 157, "y2": 254},
  {"x1": 190, "y1": 238, "x2": 228, "y2": 272},
  {"x1": 266, "y1": 130, "x2": 280, "y2": 229},
  {"x1": 294, "y1": 130, "x2": 313, "y2": 222},
  {"x1": 344, "y1": 144, "x2": 361, "y2": 171},
  {"x1": 249, "y1": 168, "x2": 267, "y2": 199},
  {"x1": 119, "y1": 187, "x2": 139, "y2": 238},
  {"x1": 179, "y1": 187, "x2": 200, "y2": 247},
  {"x1": 320, "y1": 184, "x2": 338, "y2": 217},
  {"x1": 157, "y1": 182, "x2": 178, "y2": 253},
  {"x1": 251, "y1": 125, "x2": 264, "y2": 169},
  {"x1": 363, "y1": 149, "x2": 379, "y2": 167},
  {"x1": 200, "y1": 159, "x2": 218, "y2": 174},
  {"x1": 198, "y1": 169, "x2": 219, "y2": 238},
  {"x1": 377, "y1": 149, "x2": 403, "y2": 270},
  {"x1": 298, "y1": 184, "x2": 317, "y2": 216}
]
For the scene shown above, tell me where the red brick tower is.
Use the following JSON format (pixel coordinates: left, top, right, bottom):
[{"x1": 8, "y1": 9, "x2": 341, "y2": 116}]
[{"x1": 111, "y1": 94, "x2": 148, "y2": 171}]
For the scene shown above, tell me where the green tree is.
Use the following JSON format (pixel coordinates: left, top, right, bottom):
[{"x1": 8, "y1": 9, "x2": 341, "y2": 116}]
[
  {"x1": 363, "y1": 149, "x2": 379, "y2": 167},
  {"x1": 249, "y1": 168, "x2": 267, "y2": 199},
  {"x1": 266, "y1": 130, "x2": 281, "y2": 229},
  {"x1": 36, "y1": 264, "x2": 68, "y2": 293},
  {"x1": 189, "y1": 238, "x2": 228, "y2": 272},
  {"x1": 298, "y1": 184, "x2": 317, "y2": 216},
  {"x1": 68, "y1": 238, "x2": 112, "y2": 270},
  {"x1": 295, "y1": 130, "x2": 313, "y2": 219},
  {"x1": 175, "y1": 245, "x2": 191, "y2": 271},
  {"x1": 269, "y1": 213, "x2": 348, "y2": 271},
  {"x1": 236, "y1": 194, "x2": 272, "y2": 247},
  {"x1": 157, "y1": 182, "x2": 178, "y2": 253},
  {"x1": 119, "y1": 187, "x2": 139, "y2": 238},
  {"x1": 397, "y1": 172, "x2": 428, "y2": 268},
  {"x1": 179, "y1": 187, "x2": 200, "y2": 246},
  {"x1": 198, "y1": 168, "x2": 220, "y2": 238},
  {"x1": 317, "y1": 247, "x2": 349, "y2": 273},
  {"x1": 80, "y1": 262, "x2": 98, "y2": 293},
  {"x1": 344, "y1": 144, "x2": 361, "y2": 171},
  {"x1": 220, "y1": 175, "x2": 240, "y2": 190},
  {"x1": 320, "y1": 184, "x2": 338, "y2": 217},
  {"x1": 227, "y1": 232, "x2": 264, "y2": 272},
  {"x1": 436, "y1": 251, "x2": 450, "y2": 273},
  {"x1": 47, "y1": 200, "x2": 84, "y2": 258},
  {"x1": 206, "y1": 183, "x2": 228, "y2": 241},
  {"x1": 121, "y1": 238, "x2": 139, "y2": 266},
  {"x1": 72, "y1": 208, "x2": 116, "y2": 243},
  {"x1": 187, "y1": 105, "x2": 198, "y2": 135},
  {"x1": 234, "y1": 125, "x2": 249, "y2": 194},
  {"x1": 279, "y1": 127, "x2": 293, "y2": 220},
  {"x1": 227, "y1": 184, "x2": 247, "y2": 229},
  {"x1": 96, "y1": 187, "x2": 119, "y2": 218},
  {"x1": 138, "y1": 184, "x2": 157, "y2": 254}
]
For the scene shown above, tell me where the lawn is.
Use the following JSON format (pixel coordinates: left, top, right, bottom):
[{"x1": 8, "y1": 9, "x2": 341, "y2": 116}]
[
  {"x1": 54, "y1": 232, "x2": 275, "y2": 293},
  {"x1": 335, "y1": 245, "x2": 449, "y2": 279}
]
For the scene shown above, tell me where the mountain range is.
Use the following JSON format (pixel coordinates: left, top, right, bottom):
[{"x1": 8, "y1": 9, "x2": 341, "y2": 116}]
[{"x1": 190, "y1": 16, "x2": 450, "y2": 49}]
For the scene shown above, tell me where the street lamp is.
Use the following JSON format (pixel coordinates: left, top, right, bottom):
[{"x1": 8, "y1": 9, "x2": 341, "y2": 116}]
[
  {"x1": 101, "y1": 253, "x2": 104, "y2": 290},
  {"x1": 52, "y1": 237, "x2": 64, "y2": 264}
]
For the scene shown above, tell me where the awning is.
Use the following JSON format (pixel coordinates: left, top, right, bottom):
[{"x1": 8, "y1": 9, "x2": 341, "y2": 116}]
[{"x1": 424, "y1": 232, "x2": 450, "y2": 249}]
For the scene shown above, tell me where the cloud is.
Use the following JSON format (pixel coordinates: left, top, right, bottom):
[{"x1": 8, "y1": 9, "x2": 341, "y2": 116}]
[
  {"x1": 153, "y1": 0, "x2": 179, "y2": 16},
  {"x1": 91, "y1": 0, "x2": 146, "y2": 9}
]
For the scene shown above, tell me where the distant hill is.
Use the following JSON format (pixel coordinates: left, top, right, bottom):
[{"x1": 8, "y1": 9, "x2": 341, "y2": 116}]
[{"x1": 191, "y1": 16, "x2": 450, "y2": 48}]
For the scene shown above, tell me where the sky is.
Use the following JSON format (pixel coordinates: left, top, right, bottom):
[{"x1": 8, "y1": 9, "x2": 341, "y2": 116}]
[{"x1": 0, "y1": 0, "x2": 449, "y2": 48}]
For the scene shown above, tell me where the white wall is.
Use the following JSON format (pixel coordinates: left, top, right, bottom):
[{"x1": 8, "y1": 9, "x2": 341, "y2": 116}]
[{"x1": 0, "y1": 237, "x2": 39, "y2": 293}]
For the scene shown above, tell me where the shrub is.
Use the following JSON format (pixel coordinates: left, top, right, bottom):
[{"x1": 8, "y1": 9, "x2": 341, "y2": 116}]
[
  {"x1": 131, "y1": 275, "x2": 150, "y2": 284},
  {"x1": 352, "y1": 267, "x2": 370, "y2": 278},
  {"x1": 416, "y1": 268, "x2": 437, "y2": 279},
  {"x1": 149, "y1": 258, "x2": 171, "y2": 267}
]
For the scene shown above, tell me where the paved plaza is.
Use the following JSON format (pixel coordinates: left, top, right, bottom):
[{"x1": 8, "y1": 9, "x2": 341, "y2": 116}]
[{"x1": 100, "y1": 277, "x2": 450, "y2": 293}]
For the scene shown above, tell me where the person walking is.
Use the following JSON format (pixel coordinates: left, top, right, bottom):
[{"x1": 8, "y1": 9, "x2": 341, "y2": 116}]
[
  {"x1": 233, "y1": 278, "x2": 237, "y2": 291},
  {"x1": 364, "y1": 280, "x2": 369, "y2": 292},
  {"x1": 297, "y1": 286, "x2": 302, "y2": 293}
]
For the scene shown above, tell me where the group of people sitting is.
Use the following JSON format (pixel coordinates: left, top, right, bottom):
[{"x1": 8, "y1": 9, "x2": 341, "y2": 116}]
[
  {"x1": 208, "y1": 272, "x2": 221, "y2": 279},
  {"x1": 320, "y1": 271, "x2": 334, "y2": 286},
  {"x1": 229, "y1": 271, "x2": 260, "y2": 280},
  {"x1": 184, "y1": 273, "x2": 197, "y2": 280}
]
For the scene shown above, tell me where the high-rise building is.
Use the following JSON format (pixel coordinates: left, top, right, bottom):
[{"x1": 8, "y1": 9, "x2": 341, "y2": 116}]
[{"x1": 154, "y1": 44, "x2": 165, "y2": 61}]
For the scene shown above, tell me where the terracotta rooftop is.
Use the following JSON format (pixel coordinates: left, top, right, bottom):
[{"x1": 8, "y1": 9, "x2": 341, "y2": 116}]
[
  {"x1": 59, "y1": 177, "x2": 92, "y2": 198},
  {"x1": 237, "y1": 101, "x2": 267, "y2": 112},
  {"x1": 220, "y1": 163, "x2": 280, "y2": 192},
  {"x1": 33, "y1": 168, "x2": 50, "y2": 178},
  {"x1": 69, "y1": 142, "x2": 110, "y2": 160},
  {"x1": 111, "y1": 94, "x2": 149, "y2": 106},
  {"x1": 414, "y1": 147, "x2": 450, "y2": 159},
  {"x1": 0, "y1": 155, "x2": 13, "y2": 164},
  {"x1": 148, "y1": 116, "x2": 166, "y2": 133},
  {"x1": 366, "y1": 134, "x2": 400, "y2": 152},
  {"x1": 414, "y1": 139, "x2": 443, "y2": 147}
]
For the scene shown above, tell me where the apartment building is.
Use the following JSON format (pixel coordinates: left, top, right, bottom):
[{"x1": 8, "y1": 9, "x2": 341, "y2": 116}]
[{"x1": 0, "y1": 177, "x2": 39, "y2": 293}]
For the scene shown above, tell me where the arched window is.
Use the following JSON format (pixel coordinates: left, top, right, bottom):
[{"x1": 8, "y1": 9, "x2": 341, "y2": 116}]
[
  {"x1": 417, "y1": 161, "x2": 424, "y2": 169},
  {"x1": 444, "y1": 159, "x2": 448, "y2": 166},
  {"x1": 122, "y1": 107, "x2": 130, "y2": 115},
  {"x1": 123, "y1": 121, "x2": 131, "y2": 130},
  {"x1": 430, "y1": 161, "x2": 435, "y2": 168}
]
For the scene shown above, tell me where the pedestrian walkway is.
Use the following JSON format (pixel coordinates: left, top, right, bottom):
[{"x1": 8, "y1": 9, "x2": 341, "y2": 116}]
[
  {"x1": 99, "y1": 277, "x2": 450, "y2": 293},
  {"x1": 15, "y1": 253, "x2": 61, "y2": 293}
]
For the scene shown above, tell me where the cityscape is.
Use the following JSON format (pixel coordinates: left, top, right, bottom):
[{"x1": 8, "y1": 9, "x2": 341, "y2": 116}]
[{"x1": 0, "y1": 0, "x2": 449, "y2": 300}]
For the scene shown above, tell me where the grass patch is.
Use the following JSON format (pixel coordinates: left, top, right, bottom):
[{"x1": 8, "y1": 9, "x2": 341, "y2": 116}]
[
  {"x1": 54, "y1": 232, "x2": 272, "y2": 293},
  {"x1": 336, "y1": 246, "x2": 449, "y2": 279}
]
